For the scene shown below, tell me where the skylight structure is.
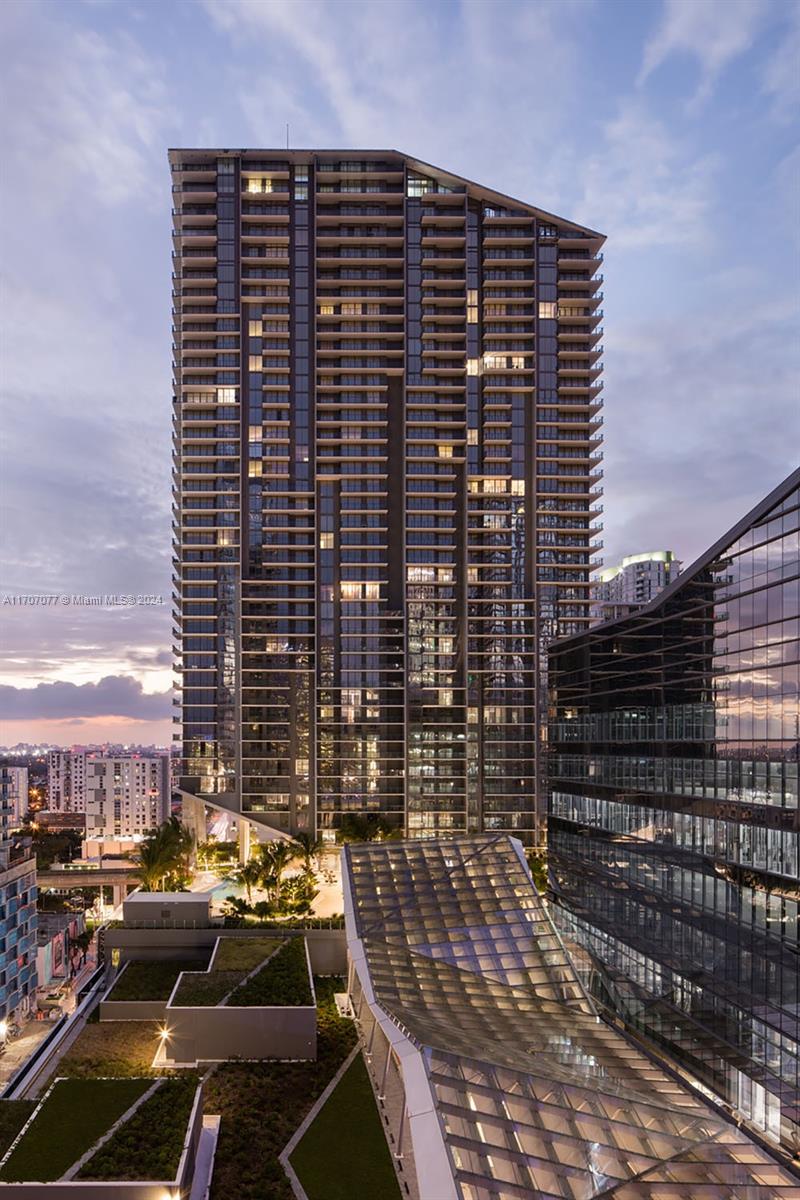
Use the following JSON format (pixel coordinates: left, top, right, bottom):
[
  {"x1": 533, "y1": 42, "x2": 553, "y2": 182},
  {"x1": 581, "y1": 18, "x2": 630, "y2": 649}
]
[{"x1": 342, "y1": 834, "x2": 800, "y2": 1198}]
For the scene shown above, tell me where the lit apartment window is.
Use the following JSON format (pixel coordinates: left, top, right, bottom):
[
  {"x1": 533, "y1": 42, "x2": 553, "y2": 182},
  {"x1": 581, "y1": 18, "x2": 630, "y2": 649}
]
[
  {"x1": 539, "y1": 302, "x2": 557, "y2": 319},
  {"x1": 466, "y1": 359, "x2": 480, "y2": 376},
  {"x1": 438, "y1": 444, "x2": 453, "y2": 459},
  {"x1": 467, "y1": 289, "x2": 478, "y2": 323},
  {"x1": 319, "y1": 533, "x2": 334, "y2": 549},
  {"x1": 318, "y1": 304, "x2": 335, "y2": 315},
  {"x1": 248, "y1": 320, "x2": 263, "y2": 336},
  {"x1": 468, "y1": 429, "x2": 478, "y2": 445},
  {"x1": 407, "y1": 175, "x2": 430, "y2": 197}
]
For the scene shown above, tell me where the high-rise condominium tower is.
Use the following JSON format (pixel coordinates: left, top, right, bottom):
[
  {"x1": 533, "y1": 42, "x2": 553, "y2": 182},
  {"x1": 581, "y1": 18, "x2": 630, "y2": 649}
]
[{"x1": 171, "y1": 149, "x2": 604, "y2": 845}]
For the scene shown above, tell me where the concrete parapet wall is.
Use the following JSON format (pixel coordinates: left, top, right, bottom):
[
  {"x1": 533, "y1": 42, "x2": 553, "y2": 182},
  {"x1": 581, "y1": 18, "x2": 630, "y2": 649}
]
[
  {"x1": 98, "y1": 999, "x2": 166, "y2": 1022},
  {"x1": 164, "y1": 1002, "x2": 317, "y2": 1064},
  {"x1": 106, "y1": 927, "x2": 346, "y2": 975}
]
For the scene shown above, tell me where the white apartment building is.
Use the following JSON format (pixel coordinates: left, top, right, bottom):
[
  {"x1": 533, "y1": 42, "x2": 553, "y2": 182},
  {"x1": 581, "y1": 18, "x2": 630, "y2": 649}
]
[
  {"x1": 47, "y1": 750, "x2": 87, "y2": 812},
  {"x1": 1, "y1": 767, "x2": 29, "y2": 827},
  {"x1": 592, "y1": 550, "x2": 681, "y2": 623},
  {"x1": 84, "y1": 756, "x2": 170, "y2": 838}
]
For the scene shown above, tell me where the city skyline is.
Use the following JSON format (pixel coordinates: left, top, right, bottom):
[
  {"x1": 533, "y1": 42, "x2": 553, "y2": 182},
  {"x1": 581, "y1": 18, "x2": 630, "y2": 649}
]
[{"x1": 2, "y1": 0, "x2": 799, "y2": 747}]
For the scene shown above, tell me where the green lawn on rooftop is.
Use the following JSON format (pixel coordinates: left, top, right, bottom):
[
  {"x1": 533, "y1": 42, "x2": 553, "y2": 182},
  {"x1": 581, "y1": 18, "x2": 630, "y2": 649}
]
[
  {"x1": 0, "y1": 1078, "x2": 150, "y2": 1182},
  {"x1": 289, "y1": 1053, "x2": 402, "y2": 1200},
  {"x1": 212, "y1": 936, "x2": 281, "y2": 971}
]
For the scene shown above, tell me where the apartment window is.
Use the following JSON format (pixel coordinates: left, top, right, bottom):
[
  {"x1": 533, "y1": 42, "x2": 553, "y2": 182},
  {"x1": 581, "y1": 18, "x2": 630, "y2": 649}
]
[
  {"x1": 407, "y1": 175, "x2": 430, "y2": 197},
  {"x1": 319, "y1": 533, "x2": 334, "y2": 549},
  {"x1": 318, "y1": 304, "x2": 335, "y2": 315},
  {"x1": 466, "y1": 358, "x2": 479, "y2": 376},
  {"x1": 468, "y1": 429, "x2": 478, "y2": 445},
  {"x1": 539, "y1": 302, "x2": 557, "y2": 319},
  {"x1": 248, "y1": 320, "x2": 263, "y2": 337},
  {"x1": 467, "y1": 289, "x2": 478, "y2": 323},
  {"x1": 438, "y1": 444, "x2": 453, "y2": 459}
]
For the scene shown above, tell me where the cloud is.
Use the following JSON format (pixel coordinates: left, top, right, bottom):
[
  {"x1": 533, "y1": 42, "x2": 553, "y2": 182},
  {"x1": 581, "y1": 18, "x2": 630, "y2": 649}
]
[
  {"x1": 638, "y1": 0, "x2": 767, "y2": 105},
  {"x1": 0, "y1": 675, "x2": 172, "y2": 722},
  {"x1": 200, "y1": 0, "x2": 588, "y2": 204},
  {"x1": 571, "y1": 101, "x2": 718, "y2": 247},
  {"x1": 602, "y1": 295, "x2": 800, "y2": 566},
  {"x1": 0, "y1": 4, "x2": 173, "y2": 212},
  {"x1": 762, "y1": 1, "x2": 800, "y2": 120}
]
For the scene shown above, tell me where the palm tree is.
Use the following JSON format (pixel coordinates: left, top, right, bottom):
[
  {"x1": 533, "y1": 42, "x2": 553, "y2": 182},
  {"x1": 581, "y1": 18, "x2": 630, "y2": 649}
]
[
  {"x1": 130, "y1": 834, "x2": 178, "y2": 892},
  {"x1": 238, "y1": 858, "x2": 262, "y2": 905},
  {"x1": 257, "y1": 840, "x2": 295, "y2": 897},
  {"x1": 293, "y1": 831, "x2": 324, "y2": 875},
  {"x1": 129, "y1": 817, "x2": 195, "y2": 892}
]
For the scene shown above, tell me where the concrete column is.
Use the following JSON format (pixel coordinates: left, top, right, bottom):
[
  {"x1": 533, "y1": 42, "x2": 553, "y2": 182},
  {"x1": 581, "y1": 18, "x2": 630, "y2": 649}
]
[{"x1": 238, "y1": 820, "x2": 251, "y2": 864}]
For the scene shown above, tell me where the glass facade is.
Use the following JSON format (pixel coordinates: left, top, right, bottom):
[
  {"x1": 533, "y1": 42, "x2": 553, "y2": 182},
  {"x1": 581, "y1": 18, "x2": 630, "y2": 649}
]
[
  {"x1": 344, "y1": 834, "x2": 799, "y2": 1198},
  {"x1": 171, "y1": 149, "x2": 604, "y2": 843},
  {"x1": 548, "y1": 470, "x2": 800, "y2": 1156}
]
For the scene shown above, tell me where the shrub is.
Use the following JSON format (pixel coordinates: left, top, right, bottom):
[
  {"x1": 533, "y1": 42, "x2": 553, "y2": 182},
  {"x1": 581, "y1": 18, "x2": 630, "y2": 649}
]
[
  {"x1": 108, "y1": 957, "x2": 209, "y2": 1002},
  {"x1": 171, "y1": 970, "x2": 245, "y2": 1007},
  {"x1": 212, "y1": 937, "x2": 281, "y2": 972},
  {"x1": 58, "y1": 1021, "x2": 169, "y2": 1079},
  {"x1": 0, "y1": 1101, "x2": 35, "y2": 1157},
  {"x1": 78, "y1": 1076, "x2": 199, "y2": 1181},
  {"x1": 0, "y1": 1079, "x2": 149, "y2": 1182},
  {"x1": 205, "y1": 976, "x2": 358, "y2": 1200},
  {"x1": 227, "y1": 937, "x2": 312, "y2": 1007}
]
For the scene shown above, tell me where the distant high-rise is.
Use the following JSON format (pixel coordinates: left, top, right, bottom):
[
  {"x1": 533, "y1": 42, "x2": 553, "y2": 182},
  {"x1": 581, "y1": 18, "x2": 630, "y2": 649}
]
[
  {"x1": 548, "y1": 469, "x2": 800, "y2": 1155},
  {"x1": 171, "y1": 149, "x2": 604, "y2": 846},
  {"x1": 592, "y1": 549, "x2": 680, "y2": 622},
  {"x1": 48, "y1": 752, "x2": 169, "y2": 837},
  {"x1": 47, "y1": 749, "x2": 87, "y2": 812},
  {"x1": 84, "y1": 756, "x2": 170, "y2": 839}
]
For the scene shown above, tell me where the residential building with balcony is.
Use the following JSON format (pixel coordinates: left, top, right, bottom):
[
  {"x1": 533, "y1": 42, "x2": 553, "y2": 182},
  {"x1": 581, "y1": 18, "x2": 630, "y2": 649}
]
[
  {"x1": 170, "y1": 149, "x2": 604, "y2": 847},
  {"x1": 592, "y1": 548, "x2": 681, "y2": 622},
  {"x1": 0, "y1": 771, "x2": 37, "y2": 1030},
  {"x1": 47, "y1": 749, "x2": 87, "y2": 812},
  {"x1": 548, "y1": 469, "x2": 800, "y2": 1157},
  {"x1": 84, "y1": 755, "x2": 170, "y2": 838},
  {"x1": 0, "y1": 766, "x2": 29, "y2": 828}
]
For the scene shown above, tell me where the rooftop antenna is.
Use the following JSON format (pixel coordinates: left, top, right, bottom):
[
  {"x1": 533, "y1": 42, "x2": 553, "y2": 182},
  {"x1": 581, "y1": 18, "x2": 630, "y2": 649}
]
[{"x1": 286, "y1": 123, "x2": 290, "y2": 151}]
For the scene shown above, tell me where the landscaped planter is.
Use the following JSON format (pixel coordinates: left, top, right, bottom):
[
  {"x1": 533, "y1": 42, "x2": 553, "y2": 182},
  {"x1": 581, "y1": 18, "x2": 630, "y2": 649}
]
[
  {"x1": 0, "y1": 1077, "x2": 205, "y2": 1199},
  {"x1": 99, "y1": 957, "x2": 210, "y2": 1023},
  {"x1": 162, "y1": 937, "x2": 317, "y2": 1064},
  {"x1": 104, "y1": 924, "x2": 347, "y2": 975}
]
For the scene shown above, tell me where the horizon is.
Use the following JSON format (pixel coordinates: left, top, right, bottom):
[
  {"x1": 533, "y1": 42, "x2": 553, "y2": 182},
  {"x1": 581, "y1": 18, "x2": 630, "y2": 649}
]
[{"x1": 1, "y1": 0, "x2": 799, "y2": 745}]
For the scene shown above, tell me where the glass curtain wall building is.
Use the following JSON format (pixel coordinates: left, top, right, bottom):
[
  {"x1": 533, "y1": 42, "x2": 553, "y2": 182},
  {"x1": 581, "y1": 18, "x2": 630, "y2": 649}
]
[
  {"x1": 170, "y1": 149, "x2": 604, "y2": 844},
  {"x1": 548, "y1": 469, "x2": 800, "y2": 1156}
]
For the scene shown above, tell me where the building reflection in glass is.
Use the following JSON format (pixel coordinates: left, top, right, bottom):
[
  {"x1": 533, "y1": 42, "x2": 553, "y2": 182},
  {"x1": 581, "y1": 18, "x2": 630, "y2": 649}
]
[{"x1": 548, "y1": 469, "x2": 799, "y2": 1156}]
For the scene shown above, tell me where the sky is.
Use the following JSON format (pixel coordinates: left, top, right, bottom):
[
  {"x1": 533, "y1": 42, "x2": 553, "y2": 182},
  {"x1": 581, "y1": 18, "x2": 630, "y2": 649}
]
[{"x1": 0, "y1": 0, "x2": 798, "y2": 748}]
